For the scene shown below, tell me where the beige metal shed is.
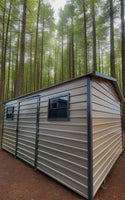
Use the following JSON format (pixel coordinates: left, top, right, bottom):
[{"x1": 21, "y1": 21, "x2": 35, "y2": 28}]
[{"x1": 1, "y1": 71, "x2": 124, "y2": 200}]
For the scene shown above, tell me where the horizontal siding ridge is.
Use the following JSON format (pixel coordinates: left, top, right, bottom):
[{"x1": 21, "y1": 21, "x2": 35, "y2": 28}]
[
  {"x1": 38, "y1": 144, "x2": 87, "y2": 161},
  {"x1": 18, "y1": 125, "x2": 36, "y2": 129},
  {"x1": 93, "y1": 145, "x2": 122, "y2": 187},
  {"x1": 38, "y1": 149, "x2": 87, "y2": 170},
  {"x1": 3, "y1": 124, "x2": 16, "y2": 128},
  {"x1": 93, "y1": 121, "x2": 120, "y2": 127},
  {"x1": 18, "y1": 116, "x2": 37, "y2": 120},
  {"x1": 37, "y1": 165, "x2": 88, "y2": 198},
  {"x1": 92, "y1": 101, "x2": 120, "y2": 112},
  {"x1": 18, "y1": 121, "x2": 36, "y2": 124},
  {"x1": 19, "y1": 111, "x2": 37, "y2": 114},
  {"x1": 92, "y1": 107, "x2": 120, "y2": 115},
  {"x1": 39, "y1": 127, "x2": 86, "y2": 134},
  {"x1": 2, "y1": 143, "x2": 15, "y2": 151},
  {"x1": 3, "y1": 130, "x2": 16, "y2": 135},
  {"x1": 18, "y1": 138, "x2": 35, "y2": 145},
  {"x1": 39, "y1": 133, "x2": 86, "y2": 143},
  {"x1": 39, "y1": 155, "x2": 88, "y2": 180},
  {"x1": 17, "y1": 146, "x2": 34, "y2": 155},
  {"x1": 37, "y1": 161, "x2": 88, "y2": 189},
  {"x1": 17, "y1": 155, "x2": 34, "y2": 166},
  {"x1": 3, "y1": 133, "x2": 16, "y2": 139},
  {"x1": 18, "y1": 134, "x2": 35, "y2": 140},
  {"x1": 2, "y1": 146, "x2": 15, "y2": 154},
  {"x1": 93, "y1": 124, "x2": 121, "y2": 135},
  {"x1": 3, "y1": 139, "x2": 15, "y2": 147},
  {"x1": 17, "y1": 151, "x2": 34, "y2": 161},
  {"x1": 18, "y1": 142, "x2": 35, "y2": 150},
  {"x1": 4, "y1": 127, "x2": 16, "y2": 131},
  {"x1": 18, "y1": 129, "x2": 36, "y2": 134},
  {"x1": 39, "y1": 138, "x2": 87, "y2": 152},
  {"x1": 93, "y1": 135, "x2": 121, "y2": 160},
  {"x1": 92, "y1": 93, "x2": 120, "y2": 110},
  {"x1": 93, "y1": 140, "x2": 122, "y2": 175},
  {"x1": 2, "y1": 136, "x2": 15, "y2": 143},
  {"x1": 93, "y1": 133, "x2": 121, "y2": 151},
  {"x1": 93, "y1": 128, "x2": 121, "y2": 142},
  {"x1": 93, "y1": 81, "x2": 119, "y2": 103},
  {"x1": 97, "y1": 81, "x2": 118, "y2": 99},
  {"x1": 92, "y1": 116, "x2": 120, "y2": 119}
]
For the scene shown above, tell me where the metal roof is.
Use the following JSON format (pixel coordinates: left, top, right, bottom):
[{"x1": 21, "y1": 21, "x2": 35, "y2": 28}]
[{"x1": 0, "y1": 71, "x2": 124, "y2": 104}]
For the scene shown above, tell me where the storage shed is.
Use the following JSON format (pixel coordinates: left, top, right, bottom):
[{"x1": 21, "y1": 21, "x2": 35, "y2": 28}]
[{"x1": 1, "y1": 71, "x2": 124, "y2": 200}]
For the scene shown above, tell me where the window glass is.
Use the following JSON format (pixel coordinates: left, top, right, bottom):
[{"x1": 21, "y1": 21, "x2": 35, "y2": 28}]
[
  {"x1": 48, "y1": 94, "x2": 69, "y2": 120},
  {"x1": 6, "y1": 106, "x2": 14, "y2": 120}
]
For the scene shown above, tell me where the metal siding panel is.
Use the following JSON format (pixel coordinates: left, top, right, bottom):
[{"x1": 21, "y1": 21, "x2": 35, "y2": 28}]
[
  {"x1": 37, "y1": 78, "x2": 88, "y2": 198},
  {"x1": 17, "y1": 98, "x2": 38, "y2": 166},
  {"x1": 92, "y1": 78, "x2": 123, "y2": 197}
]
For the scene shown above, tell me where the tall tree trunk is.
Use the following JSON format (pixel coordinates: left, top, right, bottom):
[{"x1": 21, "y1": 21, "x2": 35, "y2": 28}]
[
  {"x1": 0, "y1": 0, "x2": 6, "y2": 95},
  {"x1": 48, "y1": 52, "x2": 51, "y2": 86},
  {"x1": 14, "y1": 23, "x2": 20, "y2": 97},
  {"x1": 79, "y1": 57, "x2": 81, "y2": 76},
  {"x1": 121, "y1": 0, "x2": 125, "y2": 130},
  {"x1": 67, "y1": 26, "x2": 71, "y2": 79},
  {"x1": 110, "y1": 0, "x2": 115, "y2": 78},
  {"x1": 101, "y1": 46, "x2": 104, "y2": 73},
  {"x1": 71, "y1": 17, "x2": 75, "y2": 78},
  {"x1": 92, "y1": 0, "x2": 97, "y2": 71},
  {"x1": 62, "y1": 34, "x2": 64, "y2": 81},
  {"x1": 68, "y1": 37, "x2": 71, "y2": 79},
  {"x1": 1, "y1": 1, "x2": 11, "y2": 102},
  {"x1": 11, "y1": 51, "x2": 15, "y2": 98},
  {"x1": 40, "y1": 32, "x2": 44, "y2": 88},
  {"x1": 29, "y1": 33, "x2": 33, "y2": 92},
  {"x1": 6, "y1": 31, "x2": 12, "y2": 99},
  {"x1": 34, "y1": 0, "x2": 40, "y2": 91},
  {"x1": 40, "y1": 9, "x2": 45, "y2": 89},
  {"x1": 37, "y1": 57, "x2": 40, "y2": 90},
  {"x1": 0, "y1": 0, "x2": 6, "y2": 123},
  {"x1": 83, "y1": 0, "x2": 88, "y2": 73},
  {"x1": 54, "y1": 45, "x2": 58, "y2": 84},
  {"x1": 98, "y1": 39, "x2": 101, "y2": 72},
  {"x1": 18, "y1": 0, "x2": 27, "y2": 96},
  {"x1": 75, "y1": 38, "x2": 78, "y2": 76}
]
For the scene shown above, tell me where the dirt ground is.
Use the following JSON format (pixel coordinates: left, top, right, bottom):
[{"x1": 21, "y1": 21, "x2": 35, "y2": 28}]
[{"x1": 0, "y1": 126, "x2": 125, "y2": 200}]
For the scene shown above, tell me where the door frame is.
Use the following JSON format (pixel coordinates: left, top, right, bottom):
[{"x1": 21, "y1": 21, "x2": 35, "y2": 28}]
[{"x1": 15, "y1": 95, "x2": 40, "y2": 169}]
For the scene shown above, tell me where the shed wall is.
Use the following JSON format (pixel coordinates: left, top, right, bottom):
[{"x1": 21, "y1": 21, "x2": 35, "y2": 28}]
[
  {"x1": 37, "y1": 77, "x2": 88, "y2": 198},
  {"x1": 1, "y1": 77, "x2": 88, "y2": 199},
  {"x1": 92, "y1": 77, "x2": 123, "y2": 197}
]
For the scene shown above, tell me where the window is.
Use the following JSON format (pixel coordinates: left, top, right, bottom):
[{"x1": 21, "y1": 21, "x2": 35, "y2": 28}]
[
  {"x1": 48, "y1": 94, "x2": 70, "y2": 120},
  {"x1": 6, "y1": 106, "x2": 14, "y2": 120}
]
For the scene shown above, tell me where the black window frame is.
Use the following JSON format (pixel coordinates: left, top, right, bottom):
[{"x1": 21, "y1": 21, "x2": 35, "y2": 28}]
[
  {"x1": 6, "y1": 106, "x2": 14, "y2": 120},
  {"x1": 48, "y1": 93, "x2": 70, "y2": 121}
]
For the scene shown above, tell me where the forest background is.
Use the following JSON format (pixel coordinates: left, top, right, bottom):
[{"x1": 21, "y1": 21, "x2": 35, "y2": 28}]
[{"x1": 0, "y1": 0, "x2": 125, "y2": 129}]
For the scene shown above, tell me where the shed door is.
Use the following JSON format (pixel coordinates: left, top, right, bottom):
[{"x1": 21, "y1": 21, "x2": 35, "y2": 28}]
[{"x1": 17, "y1": 97, "x2": 39, "y2": 167}]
